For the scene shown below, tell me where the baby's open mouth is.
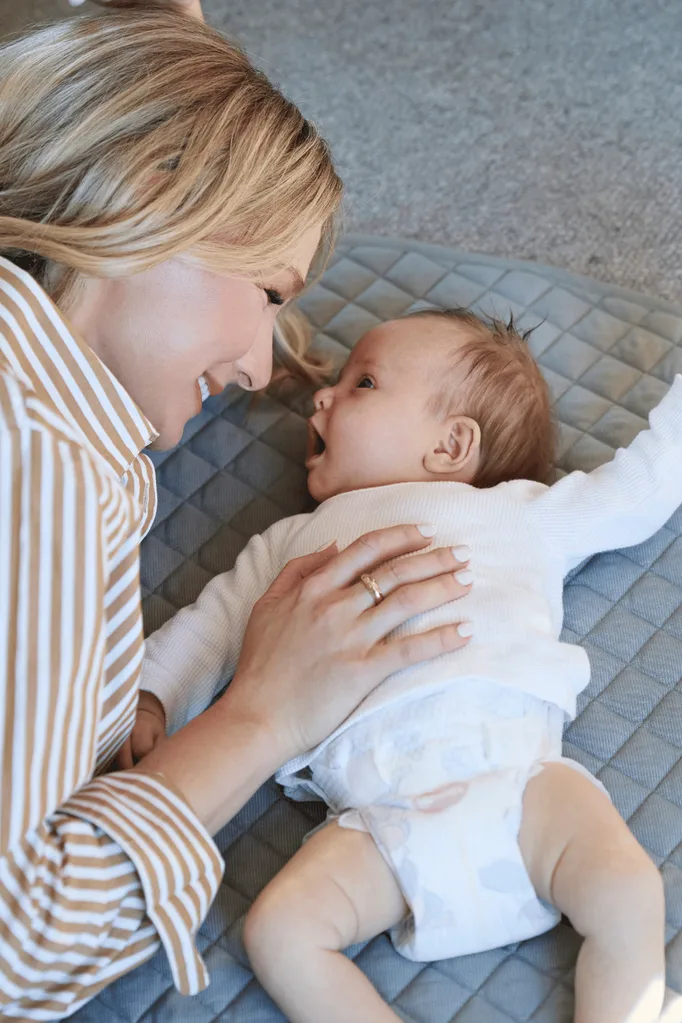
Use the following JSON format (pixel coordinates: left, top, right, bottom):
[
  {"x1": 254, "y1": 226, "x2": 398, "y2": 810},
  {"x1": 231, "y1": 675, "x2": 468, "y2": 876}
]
[{"x1": 306, "y1": 421, "x2": 326, "y2": 464}]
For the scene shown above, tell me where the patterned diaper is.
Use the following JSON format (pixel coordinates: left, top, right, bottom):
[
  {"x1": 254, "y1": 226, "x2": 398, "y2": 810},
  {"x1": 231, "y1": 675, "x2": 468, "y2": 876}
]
[{"x1": 307, "y1": 680, "x2": 608, "y2": 963}]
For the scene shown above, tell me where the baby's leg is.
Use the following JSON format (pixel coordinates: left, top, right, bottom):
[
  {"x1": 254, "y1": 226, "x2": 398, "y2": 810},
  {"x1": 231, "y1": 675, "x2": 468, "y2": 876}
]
[
  {"x1": 243, "y1": 820, "x2": 407, "y2": 1023},
  {"x1": 519, "y1": 762, "x2": 665, "y2": 1023}
]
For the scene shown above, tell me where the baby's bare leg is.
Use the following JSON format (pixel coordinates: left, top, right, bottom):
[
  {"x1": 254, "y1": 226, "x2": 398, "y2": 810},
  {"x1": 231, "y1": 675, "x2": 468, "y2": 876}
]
[
  {"x1": 519, "y1": 762, "x2": 665, "y2": 1023},
  {"x1": 243, "y1": 820, "x2": 407, "y2": 1023}
]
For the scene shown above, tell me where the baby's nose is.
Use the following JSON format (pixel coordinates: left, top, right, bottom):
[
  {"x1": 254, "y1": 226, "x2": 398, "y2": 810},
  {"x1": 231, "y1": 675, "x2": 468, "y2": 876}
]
[{"x1": 313, "y1": 386, "x2": 334, "y2": 411}]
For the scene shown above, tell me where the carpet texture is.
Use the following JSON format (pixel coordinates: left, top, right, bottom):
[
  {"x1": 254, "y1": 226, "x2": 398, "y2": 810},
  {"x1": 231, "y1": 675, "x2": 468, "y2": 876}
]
[{"x1": 1, "y1": 0, "x2": 681, "y2": 301}]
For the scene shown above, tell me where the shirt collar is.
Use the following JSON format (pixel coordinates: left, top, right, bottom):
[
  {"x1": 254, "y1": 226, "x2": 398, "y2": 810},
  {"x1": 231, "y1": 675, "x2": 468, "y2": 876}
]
[{"x1": 0, "y1": 257, "x2": 158, "y2": 476}]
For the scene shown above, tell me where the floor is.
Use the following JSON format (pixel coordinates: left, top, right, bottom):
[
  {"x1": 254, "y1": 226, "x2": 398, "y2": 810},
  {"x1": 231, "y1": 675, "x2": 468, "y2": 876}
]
[{"x1": 2, "y1": 0, "x2": 682, "y2": 301}]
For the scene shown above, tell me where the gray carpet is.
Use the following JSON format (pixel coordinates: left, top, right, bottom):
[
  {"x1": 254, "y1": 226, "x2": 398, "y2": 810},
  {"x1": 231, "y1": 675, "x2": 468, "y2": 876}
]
[{"x1": 1, "y1": 0, "x2": 682, "y2": 302}]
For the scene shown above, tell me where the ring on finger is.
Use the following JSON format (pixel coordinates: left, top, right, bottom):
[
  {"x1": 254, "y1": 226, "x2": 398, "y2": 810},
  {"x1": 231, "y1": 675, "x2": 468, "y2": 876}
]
[{"x1": 360, "y1": 573, "x2": 384, "y2": 606}]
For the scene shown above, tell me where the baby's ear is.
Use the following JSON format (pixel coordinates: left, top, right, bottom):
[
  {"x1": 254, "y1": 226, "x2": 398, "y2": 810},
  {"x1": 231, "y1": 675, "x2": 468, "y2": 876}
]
[{"x1": 424, "y1": 416, "x2": 481, "y2": 479}]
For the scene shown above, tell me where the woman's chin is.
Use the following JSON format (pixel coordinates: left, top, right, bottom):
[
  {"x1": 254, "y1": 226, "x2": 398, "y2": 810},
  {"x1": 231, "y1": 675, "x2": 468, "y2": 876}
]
[
  {"x1": 148, "y1": 418, "x2": 186, "y2": 452},
  {"x1": 148, "y1": 391, "x2": 202, "y2": 450}
]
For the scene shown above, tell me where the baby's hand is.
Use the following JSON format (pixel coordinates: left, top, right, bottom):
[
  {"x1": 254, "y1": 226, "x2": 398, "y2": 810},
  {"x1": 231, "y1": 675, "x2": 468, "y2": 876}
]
[{"x1": 116, "y1": 692, "x2": 166, "y2": 769}]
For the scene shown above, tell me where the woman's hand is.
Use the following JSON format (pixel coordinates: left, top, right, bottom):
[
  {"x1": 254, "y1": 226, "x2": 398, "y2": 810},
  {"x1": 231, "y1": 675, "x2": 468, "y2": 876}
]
[
  {"x1": 225, "y1": 525, "x2": 473, "y2": 762},
  {"x1": 132, "y1": 524, "x2": 472, "y2": 837},
  {"x1": 69, "y1": 0, "x2": 204, "y2": 21}
]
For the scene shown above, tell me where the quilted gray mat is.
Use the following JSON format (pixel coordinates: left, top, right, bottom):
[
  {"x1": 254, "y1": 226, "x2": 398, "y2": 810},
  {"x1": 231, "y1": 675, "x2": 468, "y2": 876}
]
[{"x1": 75, "y1": 236, "x2": 682, "y2": 1023}]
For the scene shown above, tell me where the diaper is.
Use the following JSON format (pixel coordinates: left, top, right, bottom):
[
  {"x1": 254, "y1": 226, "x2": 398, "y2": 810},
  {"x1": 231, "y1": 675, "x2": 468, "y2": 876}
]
[{"x1": 306, "y1": 679, "x2": 608, "y2": 963}]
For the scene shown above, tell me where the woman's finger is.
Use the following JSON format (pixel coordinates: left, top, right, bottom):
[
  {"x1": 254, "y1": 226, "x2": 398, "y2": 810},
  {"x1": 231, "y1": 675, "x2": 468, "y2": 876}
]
[
  {"x1": 374, "y1": 621, "x2": 473, "y2": 677},
  {"x1": 352, "y1": 544, "x2": 471, "y2": 611},
  {"x1": 363, "y1": 570, "x2": 473, "y2": 643},
  {"x1": 312, "y1": 524, "x2": 437, "y2": 590},
  {"x1": 175, "y1": 0, "x2": 203, "y2": 18},
  {"x1": 76, "y1": 0, "x2": 204, "y2": 18}
]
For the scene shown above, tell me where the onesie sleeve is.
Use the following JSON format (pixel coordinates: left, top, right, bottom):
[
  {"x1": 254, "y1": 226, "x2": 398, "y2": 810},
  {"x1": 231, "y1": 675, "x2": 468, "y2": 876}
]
[
  {"x1": 529, "y1": 374, "x2": 682, "y2": 572},
  {"x1": 141, "y1": 522, "x2": 288, "y2": 734}
]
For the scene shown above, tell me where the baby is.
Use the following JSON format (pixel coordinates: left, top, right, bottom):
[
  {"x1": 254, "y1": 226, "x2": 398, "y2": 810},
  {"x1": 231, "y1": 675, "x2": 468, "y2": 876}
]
[{"x1": 136, "y1": 308, "x2": 680, "y2": 1023}]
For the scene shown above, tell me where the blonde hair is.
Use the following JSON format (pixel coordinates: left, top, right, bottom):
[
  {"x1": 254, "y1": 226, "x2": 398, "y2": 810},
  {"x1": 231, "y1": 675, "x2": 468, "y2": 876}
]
[
  {"x1": 0, "y1": 9, "x2": 342, "y2": 378},
  {"x1": 410, "y1": 308, "x2": 555, "y2": 487}
]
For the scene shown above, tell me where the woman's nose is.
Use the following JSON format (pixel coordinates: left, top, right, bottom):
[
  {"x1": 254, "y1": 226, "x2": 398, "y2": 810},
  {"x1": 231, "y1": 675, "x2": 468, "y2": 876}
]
[
  {"x1": 234, "y1": 321, "x2": 275, "y2": 391},
  {"x1": 313, "y1": 386, "x2": 334, "y2": 411}
]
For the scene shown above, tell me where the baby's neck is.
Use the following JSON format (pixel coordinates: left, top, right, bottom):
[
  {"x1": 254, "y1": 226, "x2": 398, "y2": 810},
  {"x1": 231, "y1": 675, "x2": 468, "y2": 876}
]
[{"x1": 313, "y1": 474, "x2": 478, "y2": 505}]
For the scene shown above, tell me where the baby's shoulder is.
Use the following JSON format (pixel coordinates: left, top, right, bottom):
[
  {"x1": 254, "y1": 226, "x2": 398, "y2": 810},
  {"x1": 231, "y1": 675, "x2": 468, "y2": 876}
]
[{"x1": 489, "y1": 478, "x2": 551, "y2": 503}]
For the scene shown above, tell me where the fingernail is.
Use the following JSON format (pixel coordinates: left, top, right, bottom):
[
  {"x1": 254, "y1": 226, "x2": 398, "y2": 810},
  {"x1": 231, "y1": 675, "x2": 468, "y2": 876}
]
[
  {"x1": 457, "y1": 622, "x2": 474, "y2": 637},
  {"x1": 451, "y1": 545, "x2": 471, "y2": 562},
  {"x1": 417, "y1": 523, "x2": 436, "y2": 537},
  {"x1": 315, "y1": 538, "x2": 338, "y2": 552},
  {"x1": 454, "y1": 569, "x2": 474, "y2": 585}
]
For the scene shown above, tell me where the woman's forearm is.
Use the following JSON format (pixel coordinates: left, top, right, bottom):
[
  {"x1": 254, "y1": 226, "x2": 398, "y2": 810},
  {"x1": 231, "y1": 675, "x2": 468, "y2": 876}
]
[{"x1": 133, "y1": 686, "x2": 284, "y2": 836}]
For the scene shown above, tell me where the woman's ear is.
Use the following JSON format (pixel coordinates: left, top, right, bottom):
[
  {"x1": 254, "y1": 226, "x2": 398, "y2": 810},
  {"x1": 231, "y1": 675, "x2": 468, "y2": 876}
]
[{"x1": 423, "y1": 415, "x2": 481, "y2": 480}]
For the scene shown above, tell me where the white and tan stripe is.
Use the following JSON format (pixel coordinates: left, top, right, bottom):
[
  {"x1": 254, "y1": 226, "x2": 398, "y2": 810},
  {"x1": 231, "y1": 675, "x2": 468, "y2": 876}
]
[{"x1": 0, "y1": 257, "x2": 223, "y2": 1019}]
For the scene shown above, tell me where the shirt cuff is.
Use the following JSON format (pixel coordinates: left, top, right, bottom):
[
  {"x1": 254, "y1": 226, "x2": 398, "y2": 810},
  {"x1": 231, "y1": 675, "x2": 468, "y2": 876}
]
[{"x1": 62, "y1": 770, "x2": 223, "y2": 995}]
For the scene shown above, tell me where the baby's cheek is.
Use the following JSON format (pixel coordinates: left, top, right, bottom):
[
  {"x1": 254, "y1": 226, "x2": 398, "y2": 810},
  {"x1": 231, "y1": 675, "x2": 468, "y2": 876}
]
[
  {"x1": 353, "y1": 450, "x2": 385, "y2": 487},
  {"x1": 370, "y1": 429, "x2": 410, "y2": 480}
]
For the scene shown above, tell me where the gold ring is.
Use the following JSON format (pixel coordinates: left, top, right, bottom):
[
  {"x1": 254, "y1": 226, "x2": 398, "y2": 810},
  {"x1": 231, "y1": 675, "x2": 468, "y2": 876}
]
[{"x1": 360, "y1": 573, "x2": 384, "y2": 605}]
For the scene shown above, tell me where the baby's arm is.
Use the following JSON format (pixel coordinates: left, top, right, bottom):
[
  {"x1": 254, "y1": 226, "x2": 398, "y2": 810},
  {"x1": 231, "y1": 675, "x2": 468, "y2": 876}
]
[
  {"x1": 530, "y1": 374, "x2": 682, "y2": 571},
  {"x1": 141, "y1": 524, "x2": 287, "y2": 735}
]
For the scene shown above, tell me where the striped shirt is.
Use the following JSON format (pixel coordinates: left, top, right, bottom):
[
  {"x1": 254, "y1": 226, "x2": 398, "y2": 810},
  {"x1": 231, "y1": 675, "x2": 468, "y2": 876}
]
[{"x1": 0, "y1": 257, "x2": 223, "y2": 1020}]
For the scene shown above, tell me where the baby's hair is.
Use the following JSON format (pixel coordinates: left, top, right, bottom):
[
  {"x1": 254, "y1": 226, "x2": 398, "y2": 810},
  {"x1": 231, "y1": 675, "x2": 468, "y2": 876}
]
[{"x1": 408, "y1": 308, "x2": 555, "y2": 488}]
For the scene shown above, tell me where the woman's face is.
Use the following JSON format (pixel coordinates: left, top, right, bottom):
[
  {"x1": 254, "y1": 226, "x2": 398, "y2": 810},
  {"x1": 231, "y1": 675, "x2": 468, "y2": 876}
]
[{"x1": 71, "y1": 223, "x2": 322, "y2": 448}]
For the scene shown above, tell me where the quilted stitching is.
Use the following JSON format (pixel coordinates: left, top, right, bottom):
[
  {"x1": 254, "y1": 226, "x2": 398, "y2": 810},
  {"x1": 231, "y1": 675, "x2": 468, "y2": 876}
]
[{"x1": 73, "y1": 236, "x2": 682, "y2": 1023}]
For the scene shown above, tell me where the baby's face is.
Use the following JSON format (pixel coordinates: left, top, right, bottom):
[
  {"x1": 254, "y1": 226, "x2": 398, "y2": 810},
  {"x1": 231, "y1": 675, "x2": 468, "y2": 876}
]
[{"x1": 306, "y1": 318, "x2": 466, "y2": 502}]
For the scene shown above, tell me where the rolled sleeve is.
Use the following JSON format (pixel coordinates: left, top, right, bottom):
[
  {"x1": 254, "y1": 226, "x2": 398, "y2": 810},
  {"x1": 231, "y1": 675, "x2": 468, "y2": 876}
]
[{"x1": 63, "y1": 770, "x2": 223, "y2": 995}]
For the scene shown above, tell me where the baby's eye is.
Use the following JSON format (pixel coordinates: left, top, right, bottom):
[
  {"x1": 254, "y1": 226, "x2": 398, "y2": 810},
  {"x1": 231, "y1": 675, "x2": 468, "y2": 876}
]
[{"x1": 356, "y1": 376, "x2": 375, "y2": 389}]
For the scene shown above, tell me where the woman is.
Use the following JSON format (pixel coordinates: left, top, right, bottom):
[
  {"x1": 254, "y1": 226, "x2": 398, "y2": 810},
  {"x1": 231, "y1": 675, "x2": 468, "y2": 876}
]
[{"x1": 0, "y1": 4, "x2": 473, "y2": 1018}]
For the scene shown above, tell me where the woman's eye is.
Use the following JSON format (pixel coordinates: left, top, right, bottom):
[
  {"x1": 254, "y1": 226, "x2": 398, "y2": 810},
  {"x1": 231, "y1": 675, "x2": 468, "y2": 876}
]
[
  {"x1": 356, "y1": 376, "x2": 375, "y2": 389},
  {"x1": 264, "y1": 288, "x2": 285, "y2": 307}
]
